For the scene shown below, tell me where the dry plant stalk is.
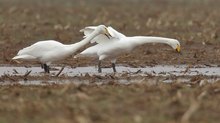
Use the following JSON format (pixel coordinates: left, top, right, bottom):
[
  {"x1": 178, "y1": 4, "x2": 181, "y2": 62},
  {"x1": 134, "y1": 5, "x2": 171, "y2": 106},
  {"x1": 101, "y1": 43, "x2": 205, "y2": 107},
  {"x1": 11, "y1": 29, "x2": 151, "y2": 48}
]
[
  {"x1": 181, "y1": 99, "x2": 200, "y2": 123},
  {"x1": 55, "y1": 66, "x2": 65, "y2": 77},
  {"x1": 180, "y1": 91, "x2": 207, "y2": 123}
]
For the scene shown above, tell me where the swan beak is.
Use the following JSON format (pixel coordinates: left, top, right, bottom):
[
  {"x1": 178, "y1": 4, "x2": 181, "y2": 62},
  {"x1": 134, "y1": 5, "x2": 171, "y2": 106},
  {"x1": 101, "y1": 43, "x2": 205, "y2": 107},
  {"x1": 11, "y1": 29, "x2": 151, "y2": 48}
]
[
  {"x1": 105, "y1": 34, "x2": 111, "y2": 39},
  {"x1": 104, "y1": 28, "x2": 112, "y2": 39},
  {"x1": 176, "y1": 45, "x2": 181, "y2": 53}
]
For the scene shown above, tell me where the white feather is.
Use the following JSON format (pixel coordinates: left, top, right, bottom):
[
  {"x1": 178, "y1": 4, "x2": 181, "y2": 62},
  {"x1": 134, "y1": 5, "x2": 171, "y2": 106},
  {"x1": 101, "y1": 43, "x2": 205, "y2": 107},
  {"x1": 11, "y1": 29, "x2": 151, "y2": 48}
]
[
  {"x1": 80, "y1": 26, "x2": 125, "y2": 44},
  {"x1": 12, "y1": 25, "x2": 110, "y2": 67},
  {"x1": 78, "y1": 26, "x2": 181, "y2": 72}
]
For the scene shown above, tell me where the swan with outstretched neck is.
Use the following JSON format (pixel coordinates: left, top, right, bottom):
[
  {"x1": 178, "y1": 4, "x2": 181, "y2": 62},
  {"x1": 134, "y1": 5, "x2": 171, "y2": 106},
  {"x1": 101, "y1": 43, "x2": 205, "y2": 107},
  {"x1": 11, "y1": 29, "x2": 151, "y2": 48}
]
[
  {"x1": 77, "y1": 26, "x2": 181, "y2": 73},
  {"x1": 12, "y1": 25, "x2": 112, "y2": 73}
]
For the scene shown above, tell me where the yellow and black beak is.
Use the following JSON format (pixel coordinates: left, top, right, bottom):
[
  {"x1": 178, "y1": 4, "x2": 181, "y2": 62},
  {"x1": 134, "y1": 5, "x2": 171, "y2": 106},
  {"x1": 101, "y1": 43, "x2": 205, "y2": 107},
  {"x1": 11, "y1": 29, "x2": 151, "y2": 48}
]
[
  {"x1": 176, "y1": 45, "x2": 181, "y2": 53},
  {"x1": 104, "y1": 28, "x2": 112, "y2": 39}
]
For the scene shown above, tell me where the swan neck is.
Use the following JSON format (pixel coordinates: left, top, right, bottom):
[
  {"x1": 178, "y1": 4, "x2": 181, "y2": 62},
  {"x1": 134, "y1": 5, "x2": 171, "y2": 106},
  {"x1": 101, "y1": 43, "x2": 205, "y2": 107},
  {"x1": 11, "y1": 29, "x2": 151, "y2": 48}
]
[
  {"x1": 67, "y1": 30, "x2": 100, "y2": 53},
  {"x1": 130, "y1": 36, "x2": 172, "y2": 45}
]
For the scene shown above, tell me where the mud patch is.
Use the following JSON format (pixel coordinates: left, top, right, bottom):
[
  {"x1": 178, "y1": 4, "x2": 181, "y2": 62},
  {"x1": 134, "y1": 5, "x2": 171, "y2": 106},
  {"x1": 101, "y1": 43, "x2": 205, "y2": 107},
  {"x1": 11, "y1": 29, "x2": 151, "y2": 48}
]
[
  {"x1": 1, "y1": 64, "x2": 219, "y2": 76},
  {"x1": 0, "y1": 64, "x2": 219, "y2": 85}
]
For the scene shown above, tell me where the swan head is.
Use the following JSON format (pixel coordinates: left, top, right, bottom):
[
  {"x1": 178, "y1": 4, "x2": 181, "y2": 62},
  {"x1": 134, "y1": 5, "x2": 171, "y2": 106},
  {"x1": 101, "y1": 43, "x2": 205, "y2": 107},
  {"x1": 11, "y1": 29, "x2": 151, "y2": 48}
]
[
  {"x1": 169, "y1": 39, "x2": 181, "y2": 53},
  {"x1": 96, "y1": 25, "x2": 112, "y2": 39}
]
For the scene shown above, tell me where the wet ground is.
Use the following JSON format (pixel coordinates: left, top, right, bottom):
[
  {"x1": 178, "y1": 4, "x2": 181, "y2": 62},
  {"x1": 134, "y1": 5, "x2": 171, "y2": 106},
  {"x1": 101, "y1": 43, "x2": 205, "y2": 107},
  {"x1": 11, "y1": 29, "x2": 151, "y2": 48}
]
[
  {"x1": 1, "y1": 64, "x2": 220, "y2": 76},
  {"x1": 0, "y1": 0, "x2": 220, "y2": 123},
  {"x1": 0, "y1": 65, "x2": 220, "y2": 85}
]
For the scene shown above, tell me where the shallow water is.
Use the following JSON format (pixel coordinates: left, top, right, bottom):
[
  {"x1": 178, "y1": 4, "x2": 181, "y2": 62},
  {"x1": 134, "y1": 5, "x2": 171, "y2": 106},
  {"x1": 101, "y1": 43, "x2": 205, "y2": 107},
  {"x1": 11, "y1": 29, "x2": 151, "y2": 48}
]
[
  {"x1": 0, "y1": 64, "x2": 219, "y2": 76},
  {"x1": 0, "y1": 64, "x2": 220, "y2": 85}
]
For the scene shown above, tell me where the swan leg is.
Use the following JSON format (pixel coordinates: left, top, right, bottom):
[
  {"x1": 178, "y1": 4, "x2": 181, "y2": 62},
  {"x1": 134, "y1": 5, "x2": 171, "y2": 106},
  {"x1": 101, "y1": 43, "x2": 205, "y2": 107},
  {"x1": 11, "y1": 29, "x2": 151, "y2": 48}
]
[
  {"x1": 112, "y1": 63, "x2": 116, "y2": 73},
  {"x1": 43, "y1": 64, "x2": 50, "y2": 73},
  {"x1": 98, "y1": 60, "x2": 102, "y2": 73},
  {"x1": 43, "y1": 64, "x2": 47, "y2": 73},
  {"x1": 47, "y1": 65, "x2": 50, "y2": 73},
  {"x1": 111, "y1": 59, "x2": 117, "y2": 73}
]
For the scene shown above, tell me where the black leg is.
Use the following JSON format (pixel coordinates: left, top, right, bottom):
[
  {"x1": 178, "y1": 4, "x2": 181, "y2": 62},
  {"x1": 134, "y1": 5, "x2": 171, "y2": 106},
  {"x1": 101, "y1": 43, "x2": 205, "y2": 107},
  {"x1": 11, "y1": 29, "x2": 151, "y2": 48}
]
[
  {"x1": 41, "y1": 64, "x2": 44, "y2": 69},
  {"x1": 112, "y1": 63, "x2": 116, "y2": 72},
  {"x1": 47, "y1": 65, "x2": 50, "y2": 73},
  {"x1": 43, "y1": 64, "x2": 47, "y2": 73},
  {"x1": 46, "y1": 65, "x2": 50, "y2": 73},
  {"x1": 43, "y1": 64, "x2": 50, "y2": 73},
  {"x1": 98, "y1": 60, "x2": 102, "y2": 73}
]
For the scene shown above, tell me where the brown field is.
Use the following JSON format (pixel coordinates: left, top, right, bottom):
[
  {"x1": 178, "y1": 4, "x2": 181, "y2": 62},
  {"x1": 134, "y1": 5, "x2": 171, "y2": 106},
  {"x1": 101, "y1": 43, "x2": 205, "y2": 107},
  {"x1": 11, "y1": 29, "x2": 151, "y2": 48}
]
[{"x1": 0, "y1": 0, "x2": 220, "y2": 123}]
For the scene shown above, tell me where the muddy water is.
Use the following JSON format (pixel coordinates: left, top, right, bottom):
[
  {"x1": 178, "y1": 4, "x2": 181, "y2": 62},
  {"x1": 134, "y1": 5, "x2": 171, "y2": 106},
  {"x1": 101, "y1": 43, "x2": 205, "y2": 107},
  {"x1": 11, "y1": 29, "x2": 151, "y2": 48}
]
[
  {"x1": 0, "y1": 65, "x2": 219, "y2": 85},
  {"x1": 0, "y1": 65, "x2": 220, "y2": 76}
]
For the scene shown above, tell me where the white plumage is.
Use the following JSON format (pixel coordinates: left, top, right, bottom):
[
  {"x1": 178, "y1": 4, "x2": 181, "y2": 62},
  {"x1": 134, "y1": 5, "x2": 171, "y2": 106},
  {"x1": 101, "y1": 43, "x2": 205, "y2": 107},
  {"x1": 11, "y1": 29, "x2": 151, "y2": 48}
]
[
  {"x1": 13, "y1": 41, "x2": 71, "y2": 63},
  {"x1": 77, "y1": 26, "x2": 181, "y2": 73},
  {"x1": 12, "y1": 25, "x2": 112, "y2": 73}
]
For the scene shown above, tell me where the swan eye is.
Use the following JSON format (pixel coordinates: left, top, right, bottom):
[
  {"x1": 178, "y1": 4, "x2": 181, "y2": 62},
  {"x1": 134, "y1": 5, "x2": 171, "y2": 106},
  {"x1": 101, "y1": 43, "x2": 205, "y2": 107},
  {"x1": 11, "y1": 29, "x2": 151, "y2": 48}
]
[{"x1": 176, "y1": 44, "x2": 181, "y2": 53}]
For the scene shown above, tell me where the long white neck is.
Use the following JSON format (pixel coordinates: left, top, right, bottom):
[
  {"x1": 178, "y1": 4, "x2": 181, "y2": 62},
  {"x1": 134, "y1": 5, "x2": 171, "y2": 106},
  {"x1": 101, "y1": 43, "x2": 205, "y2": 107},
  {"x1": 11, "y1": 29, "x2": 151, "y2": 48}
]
[
  {"x1": 65, "y1": 30, "x2": 100, "y2": 53},
  {"x1": 108, "y1": 27, "x2": 126, "y2": 39},
  {"x1": 128, "y1": 36, "x2": 174, "y2": 47}
]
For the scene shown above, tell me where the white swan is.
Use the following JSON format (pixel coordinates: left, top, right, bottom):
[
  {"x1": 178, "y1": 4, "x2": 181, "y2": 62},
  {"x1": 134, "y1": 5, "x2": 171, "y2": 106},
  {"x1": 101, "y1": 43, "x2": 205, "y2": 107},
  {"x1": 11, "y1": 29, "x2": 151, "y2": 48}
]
[
  {"x1": 77, "y1": 26, "x2": 181, "y2": 73},
  {"x1": 12, "y1": 25, "x2": 112, "y2": 73}
]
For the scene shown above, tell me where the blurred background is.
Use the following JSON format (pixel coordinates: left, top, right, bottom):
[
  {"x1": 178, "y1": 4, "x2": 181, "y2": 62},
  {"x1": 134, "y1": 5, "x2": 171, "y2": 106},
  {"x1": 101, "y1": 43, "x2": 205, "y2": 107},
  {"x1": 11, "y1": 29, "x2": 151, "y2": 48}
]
[
  {"x1": 0, "y1": 0, "x2": 220, "y2": 66},
  {"x1": 0, "y1": 1, "x2": 220, "y2": 123}
]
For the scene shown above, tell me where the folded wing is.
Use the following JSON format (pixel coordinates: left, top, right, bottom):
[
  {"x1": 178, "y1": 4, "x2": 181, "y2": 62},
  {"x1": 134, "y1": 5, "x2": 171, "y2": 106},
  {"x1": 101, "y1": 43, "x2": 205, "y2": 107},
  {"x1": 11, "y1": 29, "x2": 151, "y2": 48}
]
[{"x1": 80, "y1": 26, "x2": 126, "y2": 44}]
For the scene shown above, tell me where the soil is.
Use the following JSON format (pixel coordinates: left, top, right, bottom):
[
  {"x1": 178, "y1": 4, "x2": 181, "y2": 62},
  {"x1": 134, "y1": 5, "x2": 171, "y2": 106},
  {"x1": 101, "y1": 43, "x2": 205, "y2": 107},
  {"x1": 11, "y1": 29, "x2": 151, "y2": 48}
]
[{"x1": 0, "y1": 0, "x2": 220, "y2": 123}]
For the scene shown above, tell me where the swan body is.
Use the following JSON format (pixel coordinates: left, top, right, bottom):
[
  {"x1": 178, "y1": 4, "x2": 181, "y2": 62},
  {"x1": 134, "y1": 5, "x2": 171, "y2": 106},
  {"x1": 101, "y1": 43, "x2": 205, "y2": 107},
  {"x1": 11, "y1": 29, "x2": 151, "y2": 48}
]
[
  {"x1": 78, "y1": 26, "x2": 181, "y2": 73},
  {"x1": 12, "y1": 25, "x2": 111, "y2": 73},
  {"x1": 13, "y1": 41, "x2": 74, "y2": 63}
]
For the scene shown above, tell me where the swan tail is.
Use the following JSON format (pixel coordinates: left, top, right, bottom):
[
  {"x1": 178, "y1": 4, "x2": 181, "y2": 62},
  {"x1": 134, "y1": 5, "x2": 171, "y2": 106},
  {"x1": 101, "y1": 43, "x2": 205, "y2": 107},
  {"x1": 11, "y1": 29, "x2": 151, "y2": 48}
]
[
  {"x1": 74, "y1": 54, "x2": 88, "y2": 58},
  {"x1": 74, "y1": 53, "x2": 97, "y2": 58},
  {"x1": 12, "y1": 55, "x2": 36, "y2": 60},
  {"x1": 73, "y1": 54, "x2": 81, "y2": 58}
]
